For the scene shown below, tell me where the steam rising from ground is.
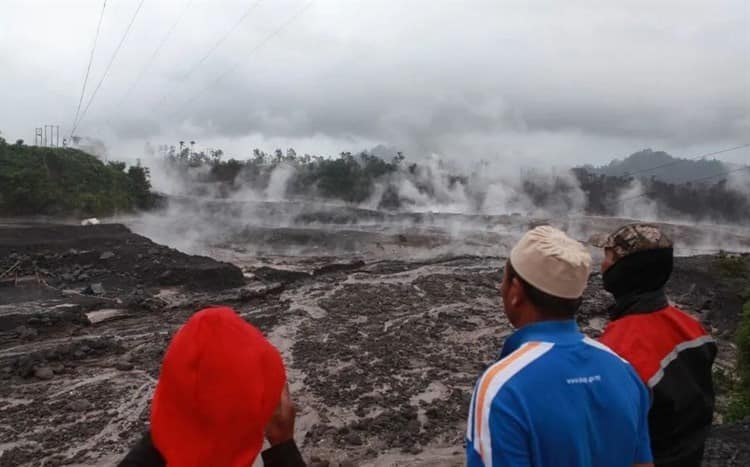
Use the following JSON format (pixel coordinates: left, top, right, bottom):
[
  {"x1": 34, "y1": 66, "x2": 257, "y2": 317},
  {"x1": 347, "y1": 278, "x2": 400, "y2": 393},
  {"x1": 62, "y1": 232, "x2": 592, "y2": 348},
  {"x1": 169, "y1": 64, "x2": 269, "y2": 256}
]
[
  {"x1": 367, "y1": 157, "x2": 586, "y2": 216},
  {"x1": 615, "y1": 179, "x2": 659, "y2": 221},
  {"x1": 124, "y1": 177, "x2": 750, "y2": 262},
  {"x1": 118, "y1": 150, "x2": 750, "y2": 259},
  {"x1": 728, "y1": 168, "x2": 750, "y2": 198},
  {"x1": 148, "y1": 152, "x2": 588, "y2": 217}
]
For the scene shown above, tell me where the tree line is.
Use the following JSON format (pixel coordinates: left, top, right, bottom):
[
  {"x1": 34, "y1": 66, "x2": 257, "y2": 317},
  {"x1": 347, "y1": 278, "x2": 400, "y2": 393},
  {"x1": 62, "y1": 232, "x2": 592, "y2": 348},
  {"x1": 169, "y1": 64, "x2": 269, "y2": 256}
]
[
  {"x1": 162, "y1": 145, "x2": 749, "y2": 224},
  {"x1": 0, "y1": 136, "x2": 156, "y2": 217}
]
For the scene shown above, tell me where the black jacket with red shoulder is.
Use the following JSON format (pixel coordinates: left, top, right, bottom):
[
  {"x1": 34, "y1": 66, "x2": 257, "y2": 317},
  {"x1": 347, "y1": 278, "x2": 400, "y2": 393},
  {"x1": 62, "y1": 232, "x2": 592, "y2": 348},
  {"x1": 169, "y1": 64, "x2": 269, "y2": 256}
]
[{"x1": 599, "y1": 292, "x2": 716, "y2": 465}]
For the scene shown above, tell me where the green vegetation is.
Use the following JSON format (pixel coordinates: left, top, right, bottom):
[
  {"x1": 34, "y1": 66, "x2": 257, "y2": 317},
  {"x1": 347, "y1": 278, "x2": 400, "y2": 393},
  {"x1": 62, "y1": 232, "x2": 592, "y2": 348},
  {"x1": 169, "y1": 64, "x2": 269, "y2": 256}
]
[
  {"x1": 165, "y1": 147, "x2": 405, "y2": 204},
  {"x1": 588, "y1": 149, "x2": 730, "y2": 185},
  {"x1": 160, "y1": 144, "x2": 750, "y2": 222},
  {"x1": 727, "y1": 299, "x2": 750, "y2": 421},
  {"x1": 575, "y1": 168, "x2": 750, "y2": 223},
  {"x1": 0, "y1": 138, "x2": 155, "y2": 217}
]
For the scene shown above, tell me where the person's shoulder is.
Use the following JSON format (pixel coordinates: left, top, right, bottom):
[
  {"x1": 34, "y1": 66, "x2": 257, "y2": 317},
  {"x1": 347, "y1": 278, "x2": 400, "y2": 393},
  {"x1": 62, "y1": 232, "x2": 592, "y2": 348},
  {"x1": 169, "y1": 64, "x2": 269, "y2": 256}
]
[
  {"x1": 582, "y1": 336, "x2": 649, "y2": 384},
  {"x1": 665, "y1": 305, "x2": 710, "y2": 332},
  {"x1": 603, "y1": 311, "x2": 656, "y2": 333},
  {"x1": 600, "y1": 313, "x2": 655, "y2": 355},
  {"x1": 581, "y1": 336, "x2": 630, "y2": 365},
  {"x1": 477, "y1": 342, "x2": 555, "y2": 396}
]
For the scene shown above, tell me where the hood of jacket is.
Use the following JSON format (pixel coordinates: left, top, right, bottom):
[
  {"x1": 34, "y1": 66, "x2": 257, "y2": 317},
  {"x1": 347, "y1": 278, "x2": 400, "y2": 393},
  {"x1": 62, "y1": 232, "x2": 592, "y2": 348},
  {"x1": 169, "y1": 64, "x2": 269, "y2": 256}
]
[
  {"x1": 603, "y1": 247, "x2": 673, "y2": 319},
  {"x1": 150, "y1": 307, "x2": 286, "y2": 467}
]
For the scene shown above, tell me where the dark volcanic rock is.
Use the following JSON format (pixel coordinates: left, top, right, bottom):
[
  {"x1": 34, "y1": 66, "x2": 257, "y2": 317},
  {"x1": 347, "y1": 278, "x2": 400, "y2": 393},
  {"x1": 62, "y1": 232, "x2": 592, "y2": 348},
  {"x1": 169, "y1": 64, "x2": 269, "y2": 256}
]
[
  {"x1": 34, "y1": 366, "x2": 54, "y2": 380},
  {"x1": 0, "y1": 223, "x2": 244, "y2": 292},
  {"x1": 669, "y1": 255, "x2": 749, "y2": 336},
  {"x1": 253, "y1": 267, "x2": 310, "y2": 284},
  {"x1": 115, "y1": 361, "x2": 134, "y2": 372},
  {"x1": 238, "y1": 283, "x2": 285, "y2": 301},
  {"x1": 99, "y1": 251, "x2": 115, "y2": 260},
  {"x1": 68, "y1": 399, "x2": 92, "y2": 412},
  {"x1": 83, "y1": 283, "x2": 106, "y2": 296},
  {"x1": 1, "y1": 219, "x2": 747, "y2": 467},
  {"x1": 313, "y1": 260, "x2": 366, "y2": 276},
  {"x1": 0, "y1": 300, "x2": 90, "y2": 333},
  {"x1": 704, "y1": 418, "x2": 750, "y2": 466}
]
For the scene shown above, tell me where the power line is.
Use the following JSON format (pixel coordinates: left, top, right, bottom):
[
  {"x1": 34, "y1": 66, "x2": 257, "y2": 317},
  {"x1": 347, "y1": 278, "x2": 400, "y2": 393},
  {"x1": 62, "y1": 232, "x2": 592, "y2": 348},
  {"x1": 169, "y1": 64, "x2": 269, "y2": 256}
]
[
  {"x1": 116, "y1": 0, "x2": 194, "y2": 106},
  {"x1": 70, "y1": 0, "x2": 108, "y2": 135},
  {"x1": 152, "y1": 0, "x2": 264, "y2": 109},
  {"x1": 71, "y1": 0, "x2": 147, "y2": 137},
  {"x1": 166, "y1": 0, "x2": 314, "y2": 119},
  {"x1": 183, "y1": 0, "x2": 264, "y2": 78},
  {"x1": 618, "y1": 144, "x2": 750, "y2": 178}
]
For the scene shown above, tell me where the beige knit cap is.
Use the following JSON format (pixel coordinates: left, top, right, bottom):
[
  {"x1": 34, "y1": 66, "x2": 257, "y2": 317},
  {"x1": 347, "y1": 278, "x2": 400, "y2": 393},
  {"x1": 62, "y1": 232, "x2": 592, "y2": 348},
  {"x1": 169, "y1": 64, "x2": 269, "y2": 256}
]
[{"x1": 510, "y1": 226, "x2": 592, "y2": 299}]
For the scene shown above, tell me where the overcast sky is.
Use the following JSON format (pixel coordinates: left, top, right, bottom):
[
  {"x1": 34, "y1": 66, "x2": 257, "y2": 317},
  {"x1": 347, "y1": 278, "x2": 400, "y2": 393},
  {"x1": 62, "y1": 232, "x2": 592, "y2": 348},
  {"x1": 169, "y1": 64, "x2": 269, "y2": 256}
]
[{"x1": 1, "y1": 0, "x2": 748, "y2": 166}]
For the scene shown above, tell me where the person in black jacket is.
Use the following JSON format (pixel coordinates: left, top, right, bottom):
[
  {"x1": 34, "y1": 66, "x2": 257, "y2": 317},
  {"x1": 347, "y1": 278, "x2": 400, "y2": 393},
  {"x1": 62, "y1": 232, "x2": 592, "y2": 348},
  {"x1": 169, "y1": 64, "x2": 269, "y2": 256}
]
[
  {"x1": 593, "y1": 224, "x2": 716, "y2": 467},
  {"x1": 117, "y1": 307, "x2": 306, "y2": 467}
]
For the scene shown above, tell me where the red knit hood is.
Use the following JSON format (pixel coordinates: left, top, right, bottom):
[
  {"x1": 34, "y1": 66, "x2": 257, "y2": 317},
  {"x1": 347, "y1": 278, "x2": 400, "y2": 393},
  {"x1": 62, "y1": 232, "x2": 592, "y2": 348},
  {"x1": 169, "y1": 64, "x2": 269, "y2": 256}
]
[{"x1": 150, "y1": 307, "x2": 286, "y2": 466}]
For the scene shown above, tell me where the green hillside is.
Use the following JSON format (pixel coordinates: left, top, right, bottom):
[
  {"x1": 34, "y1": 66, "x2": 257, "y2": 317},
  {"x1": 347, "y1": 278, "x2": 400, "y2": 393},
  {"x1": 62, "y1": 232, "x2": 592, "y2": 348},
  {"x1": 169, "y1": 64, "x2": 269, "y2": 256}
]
[
  {"x1": 0, "y1": 138, "x2": 155, "y2": 217},
  {"x1": 591, "y1": 149, "x2": 730, "y2": 184}
]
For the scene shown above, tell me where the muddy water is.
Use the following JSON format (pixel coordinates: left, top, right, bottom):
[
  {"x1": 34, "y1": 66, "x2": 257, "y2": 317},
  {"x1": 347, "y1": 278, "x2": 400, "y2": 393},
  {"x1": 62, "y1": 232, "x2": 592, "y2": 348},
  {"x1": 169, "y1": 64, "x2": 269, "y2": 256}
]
[{"x1": 1, "y1": 210, "x2": 749, "y2": 466}]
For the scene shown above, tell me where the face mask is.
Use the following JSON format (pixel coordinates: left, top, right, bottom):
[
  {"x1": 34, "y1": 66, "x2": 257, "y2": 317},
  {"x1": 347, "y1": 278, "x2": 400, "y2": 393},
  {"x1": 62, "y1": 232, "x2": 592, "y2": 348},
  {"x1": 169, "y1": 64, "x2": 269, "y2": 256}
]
[
  {"x1": 601, "y1": 249, "x2": 673, "y2": 298},
  {"x1": 602, "y1": 263, "x2": 626, "y2": 297}
]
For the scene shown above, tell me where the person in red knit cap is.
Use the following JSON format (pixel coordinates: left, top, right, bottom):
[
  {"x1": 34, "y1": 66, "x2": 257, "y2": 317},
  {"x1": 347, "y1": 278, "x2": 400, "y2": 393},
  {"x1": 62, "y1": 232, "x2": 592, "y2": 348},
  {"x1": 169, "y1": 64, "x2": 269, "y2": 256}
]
[{"x1": 118, "y1": 307, "x2": 305, "y2": 467}]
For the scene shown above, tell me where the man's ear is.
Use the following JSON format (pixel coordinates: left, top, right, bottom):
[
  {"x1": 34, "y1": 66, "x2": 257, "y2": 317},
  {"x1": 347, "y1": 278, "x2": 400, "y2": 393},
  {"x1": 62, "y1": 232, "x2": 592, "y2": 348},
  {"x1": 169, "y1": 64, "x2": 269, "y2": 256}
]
[{"x1": 509, "y1": 277, "x2": 523, "y2": 307}]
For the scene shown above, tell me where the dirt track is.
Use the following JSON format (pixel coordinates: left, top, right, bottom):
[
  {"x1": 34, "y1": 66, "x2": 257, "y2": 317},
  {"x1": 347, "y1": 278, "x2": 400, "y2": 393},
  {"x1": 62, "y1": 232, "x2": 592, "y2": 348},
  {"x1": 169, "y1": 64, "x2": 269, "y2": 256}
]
[{"x1": 0, "y1": 221, "x2": 748, "y2": 466}]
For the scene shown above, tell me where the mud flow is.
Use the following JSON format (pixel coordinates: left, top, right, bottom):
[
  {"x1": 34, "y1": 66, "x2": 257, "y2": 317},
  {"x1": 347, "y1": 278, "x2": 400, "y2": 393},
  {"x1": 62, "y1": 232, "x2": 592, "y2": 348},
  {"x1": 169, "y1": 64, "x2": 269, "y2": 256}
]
[{"x1": 1, "y1": 206, "x2": 749, "y2": 466}]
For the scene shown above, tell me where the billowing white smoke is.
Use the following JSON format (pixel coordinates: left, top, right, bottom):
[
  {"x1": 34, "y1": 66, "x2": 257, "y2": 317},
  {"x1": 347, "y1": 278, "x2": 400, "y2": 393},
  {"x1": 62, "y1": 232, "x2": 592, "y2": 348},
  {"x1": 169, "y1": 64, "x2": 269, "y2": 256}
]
[
  {"x1": 489, "y1": 168, "x2": 586, "y2": 217},
  {"x1": 481, "y1": 181, "x2": 529, "y2": 214},
  {"x1": 366, "y1": 154, "x2": 587, "y2": 217},
  {"x1": 388, "y1": 155, "x2": 474, "y2": 212},
  {"x1": 139, "y1": 141, "x2": 593, "y2": 217},
  {"x1": 615, "y1": 179, "x2": 659, "y2": 221},
  {"x1": 70, "y1": 136, "x2": 109, "y2": 160},
  {"x1": 149, "y1": 156, "x2": 302, "y2": 204},
  {"x1": 146, "y1": 156, "x2": 230, "y2": 198},
  {"x1": 264, "y1": 163, "x2": 296, "y2": 201},
  {"x1": 727, "y1": 166, "x2": 750, "y2": 197}
]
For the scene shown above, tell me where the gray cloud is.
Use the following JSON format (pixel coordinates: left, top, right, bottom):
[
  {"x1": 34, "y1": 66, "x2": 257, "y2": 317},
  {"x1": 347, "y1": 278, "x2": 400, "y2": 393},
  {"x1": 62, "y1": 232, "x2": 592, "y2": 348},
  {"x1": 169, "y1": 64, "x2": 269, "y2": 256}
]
[{"x1": 1, "y1": 0, "x2": 748, "y2": 165}]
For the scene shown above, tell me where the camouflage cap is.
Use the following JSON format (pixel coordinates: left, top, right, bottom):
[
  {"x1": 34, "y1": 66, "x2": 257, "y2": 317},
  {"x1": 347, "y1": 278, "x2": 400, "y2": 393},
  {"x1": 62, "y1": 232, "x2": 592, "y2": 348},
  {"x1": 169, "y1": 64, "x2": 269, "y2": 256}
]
[{"x1": 589, "y1": 223, "x2": 673, "y2": 259}]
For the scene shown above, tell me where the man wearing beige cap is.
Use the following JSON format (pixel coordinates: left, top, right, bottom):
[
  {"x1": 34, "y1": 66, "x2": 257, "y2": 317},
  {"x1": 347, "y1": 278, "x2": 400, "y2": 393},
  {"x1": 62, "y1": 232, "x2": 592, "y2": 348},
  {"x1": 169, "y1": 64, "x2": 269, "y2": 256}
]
[
  {"x1": 466, "y1": 226, "x2": 653, "y2": 467},
  {"x1": 593, "y1": 224, "x2": 716, "y2": 467}
]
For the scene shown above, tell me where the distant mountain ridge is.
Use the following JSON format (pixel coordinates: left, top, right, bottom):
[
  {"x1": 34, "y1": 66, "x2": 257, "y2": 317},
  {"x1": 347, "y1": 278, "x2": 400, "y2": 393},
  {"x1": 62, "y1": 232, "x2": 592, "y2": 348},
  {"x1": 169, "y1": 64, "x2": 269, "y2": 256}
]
[{"x1": 586, "y1": 149, "x2": 734, "y2": 184}]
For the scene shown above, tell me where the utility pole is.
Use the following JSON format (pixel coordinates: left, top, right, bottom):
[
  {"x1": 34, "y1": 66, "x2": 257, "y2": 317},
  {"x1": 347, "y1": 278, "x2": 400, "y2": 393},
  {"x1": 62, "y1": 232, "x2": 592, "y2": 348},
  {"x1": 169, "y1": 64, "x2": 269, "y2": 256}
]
[{"x1": 35, "y1": 125, "x2": 62, "y2": 147}]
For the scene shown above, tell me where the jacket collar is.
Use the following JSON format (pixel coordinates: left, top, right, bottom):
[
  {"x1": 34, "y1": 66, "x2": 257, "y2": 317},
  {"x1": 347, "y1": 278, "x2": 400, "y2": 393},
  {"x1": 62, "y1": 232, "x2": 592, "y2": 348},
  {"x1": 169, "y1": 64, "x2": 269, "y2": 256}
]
[
  {"x1": 609, "y1": 288, "x2": 669, "y2": 320},
  {"x1": 500, "y1": 319, "x2": 582, "y2": 358}
]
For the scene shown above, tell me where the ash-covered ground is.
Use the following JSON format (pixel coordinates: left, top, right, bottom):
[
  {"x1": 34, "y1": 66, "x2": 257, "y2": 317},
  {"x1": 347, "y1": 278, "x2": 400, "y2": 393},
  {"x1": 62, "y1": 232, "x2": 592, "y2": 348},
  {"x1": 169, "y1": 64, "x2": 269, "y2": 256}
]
[{"x1": 1, "y1": 203, "x2": 749, "y2": 466}]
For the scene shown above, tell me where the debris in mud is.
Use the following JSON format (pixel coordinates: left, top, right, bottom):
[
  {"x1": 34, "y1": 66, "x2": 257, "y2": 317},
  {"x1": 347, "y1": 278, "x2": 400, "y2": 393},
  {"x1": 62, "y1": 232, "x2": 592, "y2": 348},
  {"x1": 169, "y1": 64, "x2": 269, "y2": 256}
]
[
  {"x1": 253, "y1": 266, "x2": 311, "y2": 284},
  {"x1": 0, "y1": 223, "x2": 245, "y2": 294},
  {"x1": 33, "y1": 366, "x2": 54, "y2": 380},
  {"x1": 237, "y1": 282, "x2": 285, "y2": 301},
  {"x1": 83, "y1": 282, "x2": 106, "y2": 296},
  {"x1": 0, "y1": 220, "x2": 749, "y2": 466},
  {"x1": 313, "y1": 259, "x2": 365, "y2": 276},
  {"x1": 704, "y1": 418, "x2": 750, "y2": 466},
  {"x1": 85, "y1": 308, "x2": 129, "y2": 325},
  {"x1": 0, "y1": 298, "x2": 91, "y2": 333},
  {"x1": 99, "y1": 251, "x2": 115, "y2": 260}
]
